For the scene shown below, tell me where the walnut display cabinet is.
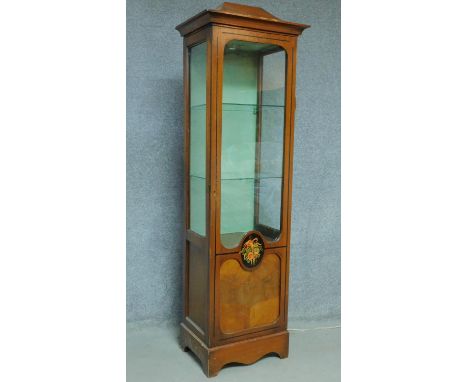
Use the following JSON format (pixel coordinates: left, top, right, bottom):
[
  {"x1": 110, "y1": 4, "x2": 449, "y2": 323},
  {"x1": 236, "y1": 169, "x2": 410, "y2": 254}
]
[{"x1": 176, "y1": 3, "x2": 309, "y2": 377}]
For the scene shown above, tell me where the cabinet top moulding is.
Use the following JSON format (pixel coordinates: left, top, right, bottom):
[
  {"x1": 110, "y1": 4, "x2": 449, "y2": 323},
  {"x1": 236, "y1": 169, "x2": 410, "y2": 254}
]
[{"x1": 175, "y1": 2, "x2": 310, "y2": 37}]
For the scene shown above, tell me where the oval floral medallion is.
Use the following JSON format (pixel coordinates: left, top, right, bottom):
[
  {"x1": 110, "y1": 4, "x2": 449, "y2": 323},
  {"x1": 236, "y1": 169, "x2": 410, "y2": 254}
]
[{"x1": 239, "y1": 233, "x2": 264, "y2": 268}]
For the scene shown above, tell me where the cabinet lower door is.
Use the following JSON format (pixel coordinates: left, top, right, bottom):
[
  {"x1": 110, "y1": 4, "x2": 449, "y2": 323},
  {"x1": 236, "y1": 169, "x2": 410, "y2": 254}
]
[{"x1": 214, "y1": 247, "x2": 286, "y2": 343}]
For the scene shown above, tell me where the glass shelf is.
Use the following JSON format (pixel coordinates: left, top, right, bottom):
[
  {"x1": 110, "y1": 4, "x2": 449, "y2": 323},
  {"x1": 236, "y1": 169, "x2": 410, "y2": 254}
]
[
  {"x1": 191, "y1": 103, "x2": 284, "y2": 112},
  {"x1": 189, "y1": 175, "x2": 282, "y2": 181}
]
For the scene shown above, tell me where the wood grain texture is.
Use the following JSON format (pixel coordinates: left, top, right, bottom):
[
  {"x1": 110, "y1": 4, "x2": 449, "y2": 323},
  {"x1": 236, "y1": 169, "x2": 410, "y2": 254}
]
[
  {"x1": 214, "y1": 247, "x2": 287, "y2": 345},
  {"x1": 219, "y1": 253, "x2": 280, "y2": 334}
]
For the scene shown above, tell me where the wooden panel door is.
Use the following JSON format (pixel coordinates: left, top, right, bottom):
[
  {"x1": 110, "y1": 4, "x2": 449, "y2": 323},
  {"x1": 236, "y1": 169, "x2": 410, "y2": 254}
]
[{"x1": 214, "y1": 247, "x2": 287, "y2": 344}]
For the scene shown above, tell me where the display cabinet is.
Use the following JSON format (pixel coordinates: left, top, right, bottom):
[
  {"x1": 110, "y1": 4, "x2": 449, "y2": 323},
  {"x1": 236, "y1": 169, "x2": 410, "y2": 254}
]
[{"x1": 176, "y1": 3, "x2": 309, "y2": 377}]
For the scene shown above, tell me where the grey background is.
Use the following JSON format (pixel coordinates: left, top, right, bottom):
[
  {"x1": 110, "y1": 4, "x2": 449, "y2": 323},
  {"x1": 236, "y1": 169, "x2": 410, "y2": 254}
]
[{"x1": 127, "y1": 0, "x2": 340, "y2": 323}]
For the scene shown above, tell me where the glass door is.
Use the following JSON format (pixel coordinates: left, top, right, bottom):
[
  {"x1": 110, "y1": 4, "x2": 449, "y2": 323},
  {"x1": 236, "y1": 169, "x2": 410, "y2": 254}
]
[{"x1": 219, "y1": 40, "x2": 287, "y2": 249}]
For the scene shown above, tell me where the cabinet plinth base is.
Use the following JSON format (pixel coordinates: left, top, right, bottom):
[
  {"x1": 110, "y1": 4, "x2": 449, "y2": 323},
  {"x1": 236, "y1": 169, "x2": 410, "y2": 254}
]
[{"x1": 180, "y1": 323, "x2": 289, "y2": 377}]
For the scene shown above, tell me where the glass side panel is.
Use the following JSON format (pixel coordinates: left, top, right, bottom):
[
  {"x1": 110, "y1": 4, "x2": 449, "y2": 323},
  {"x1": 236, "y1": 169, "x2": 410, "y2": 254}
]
[
  {"x1": 189, "y1": 42, "x2": 207, "y2": 236},
  {"x1": 220, "y1": 40, "x2": 286, "y2": 248}
]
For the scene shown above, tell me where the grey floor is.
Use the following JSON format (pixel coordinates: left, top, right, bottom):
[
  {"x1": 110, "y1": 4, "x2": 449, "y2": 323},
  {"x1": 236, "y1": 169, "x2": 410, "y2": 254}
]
[{"x1": 127, "y1": 319, "x2": 340, "y2": 382}]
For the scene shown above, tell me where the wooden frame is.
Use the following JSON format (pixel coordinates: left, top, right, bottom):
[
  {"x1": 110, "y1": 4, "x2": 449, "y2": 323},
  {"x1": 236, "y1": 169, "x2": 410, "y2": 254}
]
[
  {"x1": 214, "y1": 29, "x2": 293, "y2": 254},
  {"x1": 177, "y1": 3, "x2": 309, "y2": 377}
]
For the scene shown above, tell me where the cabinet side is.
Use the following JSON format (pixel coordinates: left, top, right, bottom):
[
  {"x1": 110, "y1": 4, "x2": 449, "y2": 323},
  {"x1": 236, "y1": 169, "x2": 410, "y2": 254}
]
[{"x1": 182, "y1": 28, "x2": 213, "y2": 344}]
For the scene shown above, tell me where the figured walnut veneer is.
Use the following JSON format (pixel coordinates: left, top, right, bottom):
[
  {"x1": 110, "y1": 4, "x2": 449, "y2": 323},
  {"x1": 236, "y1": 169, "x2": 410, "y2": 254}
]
[{"x1": 219, "y1": 253, "x2": 280, "y2": 333}]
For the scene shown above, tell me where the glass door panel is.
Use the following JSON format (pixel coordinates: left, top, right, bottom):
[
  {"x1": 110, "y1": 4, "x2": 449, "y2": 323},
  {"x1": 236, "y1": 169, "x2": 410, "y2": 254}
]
[
  {"x1": 220, "y1": 40, "x2": 286, "y2": 248},
  {"x1": 189, "y1": 42, "x2": 207, "y2": 236}
]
